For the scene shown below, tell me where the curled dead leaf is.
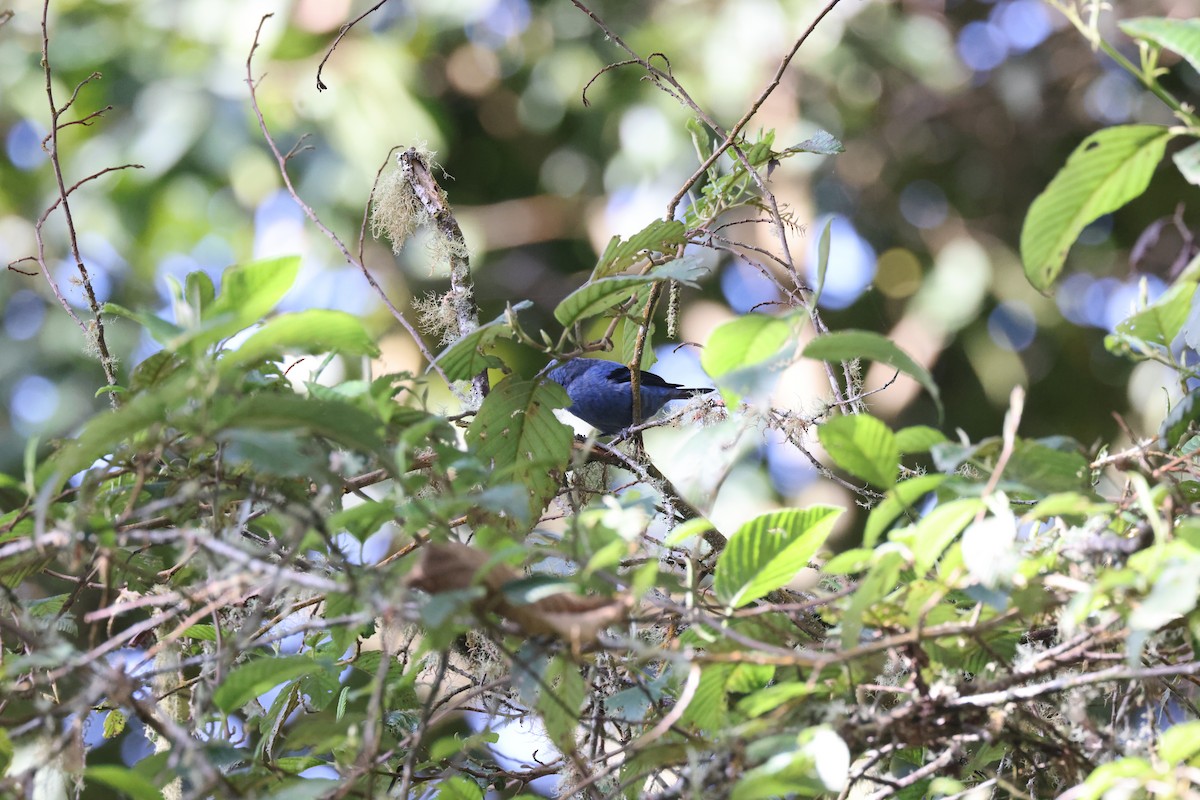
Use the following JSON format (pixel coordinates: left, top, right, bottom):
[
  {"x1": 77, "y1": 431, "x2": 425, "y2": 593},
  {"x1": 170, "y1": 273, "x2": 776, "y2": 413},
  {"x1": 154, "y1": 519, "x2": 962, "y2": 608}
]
[{"x1": 407, "y1": 541, "x2": 628, "y2": 648}]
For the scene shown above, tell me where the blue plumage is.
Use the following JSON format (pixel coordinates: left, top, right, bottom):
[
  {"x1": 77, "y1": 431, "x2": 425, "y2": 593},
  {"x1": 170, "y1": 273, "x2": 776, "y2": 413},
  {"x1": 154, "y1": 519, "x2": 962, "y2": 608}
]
[{"x1": 547, "y1": 358, "x2": 710, "y2": 434}]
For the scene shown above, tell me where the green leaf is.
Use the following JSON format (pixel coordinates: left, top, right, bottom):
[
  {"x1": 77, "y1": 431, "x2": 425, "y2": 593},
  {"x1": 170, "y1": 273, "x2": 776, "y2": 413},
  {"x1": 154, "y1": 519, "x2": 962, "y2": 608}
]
[
  {"x1": 219, "y1": 310, "x2": 380, "y2": 373},
  {"x1": 539, "y1": 656, "x2": 585, "y2": 753},
  {"x1": 185, "y1": 270, "x2": 215, "y2": 312},
  {"x1": 732, "y1": 726, "x2": 849, "y2": 799},
  {"x1": 103, "y1": 710, "x2": 127, "y2": 739},
  {"x1": 737, "y1": 682, "x2": 818, "y2": 718},
  {"x1": 466, "y1": 377, "x2": 574, "y2": 524},
  {"x1": 1113, "y1": 280, "x2": 1195, "y2": 349},
  {"x1": 272, "y1": 756, "x2": 328, "y2": 775},
  {"x1": 39, "y1": 375, "x2": 190, "y2": 488},
  {"x1": 205, "y1": 255, "x2": 301, "y2": 324},
  {"x1": 863, "y1": 474, "x2": 946, "y2": 549},
  {"x1": 1158, "y1": 719, "x2": 1200, "y2": 764},
  {"x1": 1174, "y1": 140, "x2": 1200, "y2": 186},
  {"x1": 1128, "y1": 557, "x2": 1200, "y2": 632},
  {"x1": 436, "y1": 776, "x2": 485, "y2": 800},
  {"x1": 555, "y1": 256, "x2": 705, "y2": 327},
  {"x1": 786, "y1": 131, "x2": 844, "y2": 156},
  {"x1": 220, "y1": 394, "x2": 392, "y2": 467},
  {"x1": 908, "y1": 498, "x2": 985, "y2": 575},
  {"x1": 181, "y1": 624, "x2": 218, "y2": 641},
  {"x1": 1160, "y1": 391, "x2": 1200, "y2": 451},
  {"x1": 726, "y1": 662, "x2": 774, "y2": 694},
  {"x1": 701, "y1": 313, "x2": 796, "y2": 405},
  {"x1": 257, "y1": 779, "x2": 340, "y2": 800},
  {"x1": 1002, "y1": 439, "x2": 1091, "y2": 496},
  {"x1": 812, "y1": 218, "x2": 833, "y2": 307},
  {"x1": 822, "y1": 548, "x2": 874, "y2": 575},
  {"x1": 1025, "y1": 492, "x2": 1111, "y2": 521},
  {"x1": 714, "y1": 506, "x2": 842, "y2": 608},
  {"x1": 104, "y1": 302, "x2": 185, "y2": 347},
  {"x1": 803, "y1": 330, "x2": 943, "y2": 419},
  {"x1": 894, "y1": 425, "x2": 947, "y2": 454},
  {"x1": 212, "y1": 654, "x2": 327, "y2": 712},
  {"x1": 1021, "y1": 125, "x2": 1173, "y2": 291},
  {"x1": 818, "y1": 414, "x2": 900, "y2": 488},
  {"x1": 679, "y1": 664, "x2": 733, "y2": 732},
  {"x1": 434, "y1": 301, "x2": 532, "y2": 381},
  {"x1": 84, "y1": 765, "x2": 164, "y2": 800},
  {"x1": 1120, "y1": 17, "x2": 1200, "y2": 76},
  {"x1": 593, "y1": 219, "x2": 688, "y2": 279},
  {"x1": 664, "y1": 517, "x2": 716, "y2": 546},
  {"x1": 130, "y1": 351, "x2": 186, "y2": 391},
  {"x1": 842, "y1": 549, "x2": 904, "y2": 648}
]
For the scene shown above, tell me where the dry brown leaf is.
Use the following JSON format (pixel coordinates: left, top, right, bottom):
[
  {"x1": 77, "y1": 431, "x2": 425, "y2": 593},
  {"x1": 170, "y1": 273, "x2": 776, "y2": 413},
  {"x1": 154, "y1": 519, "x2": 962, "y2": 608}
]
[{"x1": 406, "y1": 541, "x2": 629, "y2": 648}]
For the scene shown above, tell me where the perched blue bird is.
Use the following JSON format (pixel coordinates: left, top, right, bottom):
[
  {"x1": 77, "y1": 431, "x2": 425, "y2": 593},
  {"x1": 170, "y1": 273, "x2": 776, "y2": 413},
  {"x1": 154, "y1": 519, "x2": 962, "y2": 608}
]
[{"x1": 547, "y1": 358, "x2": 711, "y2": 435}]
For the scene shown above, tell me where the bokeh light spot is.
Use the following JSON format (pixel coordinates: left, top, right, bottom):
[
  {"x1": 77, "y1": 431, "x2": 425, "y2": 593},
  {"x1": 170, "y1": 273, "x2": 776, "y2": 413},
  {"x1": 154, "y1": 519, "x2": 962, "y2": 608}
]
[
  {"x1": 875, "y1": 248, "x2": 923, "y2": 299},
  {"x1": 11, "y1": 374, "x2": 60, "y2": 428},
  {"x1": 987, "y1": 301, "x2": 1037, "y2": 351},
  {"x1": 957, "y1": 21, "x2": 1008, "y2": 72},
  {"x1": 899, "y1": 180, "x2": 949, "y2": 230},
  {"x1": 5, "y1": 119, "x2": 48, "y2": 171},
  {"x1": 1085, "y1": 70, "x2": 1138, "y2": 124},
  {"x1": 720, "y1": 259, "x2": 783, "y2": 315},
  {"x1": 4, "y1": 290, "x2": 47, "y2": 341},
  {"x1": 446, "y1": 42, "x2": 501, "y2": 96},
  {"x1": 540, "y1": 147, "x2": 591, "y2": 196},
  {"x1": 994, "y1": 0, "x2": 1053, "y2": 52}
]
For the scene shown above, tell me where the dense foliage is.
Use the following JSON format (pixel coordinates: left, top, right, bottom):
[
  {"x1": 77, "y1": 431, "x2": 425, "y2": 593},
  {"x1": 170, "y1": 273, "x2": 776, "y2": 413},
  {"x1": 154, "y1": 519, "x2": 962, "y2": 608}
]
[{"x1": 3, "y1": 1, "x2": 1200, "y2": 799}]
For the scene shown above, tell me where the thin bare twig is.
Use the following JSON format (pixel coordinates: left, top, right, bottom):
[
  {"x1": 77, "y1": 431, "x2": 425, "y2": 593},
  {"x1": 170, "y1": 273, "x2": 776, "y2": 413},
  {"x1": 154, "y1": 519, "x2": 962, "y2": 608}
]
[
  {"x1": 34, "y1": 0, "x2": 128, "y2": 395},
  {"x1": 243, "y1": 14, "x2": 463, "y2": 398},
  {"x1": 315, "y1": 0, "x2": 391, "y2": 91}
]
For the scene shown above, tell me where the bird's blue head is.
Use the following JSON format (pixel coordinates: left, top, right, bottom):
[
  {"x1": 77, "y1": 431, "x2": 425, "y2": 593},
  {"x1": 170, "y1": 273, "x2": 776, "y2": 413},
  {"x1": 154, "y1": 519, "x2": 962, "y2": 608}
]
[{"x1": 546, "y1": 358, "x2": 598, "y2": 390}]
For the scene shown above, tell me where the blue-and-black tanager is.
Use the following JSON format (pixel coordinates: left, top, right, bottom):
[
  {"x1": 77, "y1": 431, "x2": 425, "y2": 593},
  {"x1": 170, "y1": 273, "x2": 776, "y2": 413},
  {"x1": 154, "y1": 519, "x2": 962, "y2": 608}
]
[{"x1": 547, "y1": 358, "x2": 711, "y2": 435}]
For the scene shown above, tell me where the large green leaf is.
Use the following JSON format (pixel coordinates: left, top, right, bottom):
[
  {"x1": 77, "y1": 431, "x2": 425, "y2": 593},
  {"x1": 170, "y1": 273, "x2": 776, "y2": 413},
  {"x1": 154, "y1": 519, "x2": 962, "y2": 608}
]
[
  {"x1": 714, "y1": 506, "x2": 841, "y2": 608},
  {"x1": 863, "y1": 473, "x2": 946, "y2": 548},
  {"x1": 592, "y1": 218, "x2": 687, "y2": 279},
  {"x1": 38, "y1": 375, "x2": 190, "y2": 487},
  {"x1": 1157, "y1": 720, "x2": 1200, "y2": 765},
  {"x1": 538, "y1": 656, "x2": 585, "y2": 753},
  {"x1": 434, "y1": 301, "x2": 532, "y2": 381},
  {"x1": 436, "y1": 777, "x2": 485, "y2": 800},
  {"x1": 213, "y1": 654, "x2": 327, "y2": 712},
  {"x1": 817, "y1": 414, "x2": 899, "y2": 489},
  {"x1": 803, "y1": 330, "x2": 943, "y2": 419},
  {"x1": 732, "y1": 727, "x2": 849, "y2": 799},
  {"x1": 1175, "y1": 140, "x2": 1200, "y2": 187},
  {"x1": 1120, "y1": 17, "x2": 1200, "y2": 75},
  {"x1": 1021, "y1": 125, "x2": 1173, "y2": 291},
  {"x1": 466, "y1": 376, "x2": 573, "y2": 524},
  {"x1": 678, "y1": 664, "x2": 733, "y2": 732},
  {"x1": 555, "y1": 256, "x2": 704, "y2": 327},
  {"x1": 103, "y1": 302, "x2": 185, "y2": 347},
  {"x1": 219, "y1": 394, "x2": 392, "y2": 466},
  {"x1": 219, "y1": 309, "x2": 380, "y2": 373},
  {"x1": 108, "y1": 257, "x2": 303, "y2": 356},
  {"x1": 1001, "y1": 439, "x2": 1091, "y2": 497},
  {"x1": 841, "y1": 549, "x2": 904, "y2": 647},
  {"x1": 205, "y1": 255, "x2": 301, "y2": 324},
  {"x1": 1112, "y1": 280, "x2": 1195, "y2": 351},
  {"x1": 907, "y1": 498, "x2": 985, "y2": 575},
  {"x1": 701, "y1": 313, "x2": 797, "y2": 405},
  {"x1": 894, "y1": 425, "x2": 947, "y2": 454},
  {"x1": 83, "y1": 766, "x2": 164, "y2": 800}
]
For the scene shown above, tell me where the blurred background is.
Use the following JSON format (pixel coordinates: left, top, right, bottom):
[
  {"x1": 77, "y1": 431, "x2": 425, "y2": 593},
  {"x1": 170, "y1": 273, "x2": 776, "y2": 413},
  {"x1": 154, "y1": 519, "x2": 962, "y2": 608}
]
[{"x1": 2, "y1": 0, "x2": 1199, "y2": 517}]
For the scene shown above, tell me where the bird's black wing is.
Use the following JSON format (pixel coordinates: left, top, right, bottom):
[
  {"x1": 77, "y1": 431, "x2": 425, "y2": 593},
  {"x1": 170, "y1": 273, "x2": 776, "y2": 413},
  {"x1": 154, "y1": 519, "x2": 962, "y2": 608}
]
[
  {"x1": 603, "y1": 365, "x2": 683, "y2": 390},
  {"x1": 604, "y1": 365, "x2": 709, "y2": 395}
]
